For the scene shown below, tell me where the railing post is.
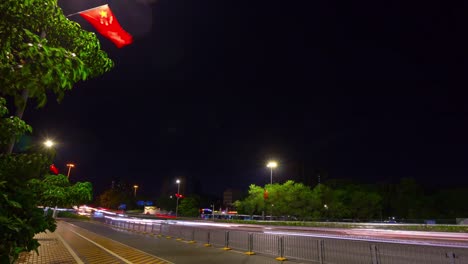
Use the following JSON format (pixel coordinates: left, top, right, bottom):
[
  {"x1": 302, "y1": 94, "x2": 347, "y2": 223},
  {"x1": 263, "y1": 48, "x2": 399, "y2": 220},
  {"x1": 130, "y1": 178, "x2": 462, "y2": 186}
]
[
  {"x1": 318, "y1": 240, "x2": 324, "y2": 264},
  {"x1": 275, "y1": 236, "x2": 287, "y2": 261},
  {"x1": 370, "y1": 244, "x2": 379, "y2": 264},
  {"x1": 188, "y1": 230, "x2": 196, "y2": 243},
  {"x1": 223, "y1": 231, "x2": 231, "y2": 250},
  {"x1": 245, "y1": 233, "x2": 255, "y2": 255},
  {"x1": 446, "y1": 252, "x2": 456, "y2": 264},
  {"x1": 204, "y1": 232, "x2": 211, "y2": 247}
]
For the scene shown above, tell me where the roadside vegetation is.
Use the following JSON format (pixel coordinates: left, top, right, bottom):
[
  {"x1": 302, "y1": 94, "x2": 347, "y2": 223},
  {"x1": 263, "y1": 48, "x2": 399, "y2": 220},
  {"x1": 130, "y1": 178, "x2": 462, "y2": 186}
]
[{"x1": 0, "y1": 0, "x2": 113, "y2": 262}]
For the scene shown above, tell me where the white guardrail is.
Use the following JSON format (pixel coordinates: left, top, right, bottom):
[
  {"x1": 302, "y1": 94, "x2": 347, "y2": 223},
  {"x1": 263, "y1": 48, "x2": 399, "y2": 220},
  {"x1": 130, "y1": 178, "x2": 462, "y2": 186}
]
[{"x1": 102, "y1": 216, "x2": 468, "y2": 264}]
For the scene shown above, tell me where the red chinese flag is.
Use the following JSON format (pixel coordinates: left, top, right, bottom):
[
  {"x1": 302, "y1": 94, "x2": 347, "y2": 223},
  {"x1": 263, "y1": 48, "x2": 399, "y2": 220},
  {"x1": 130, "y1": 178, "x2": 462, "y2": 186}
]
[
  {"x1": 49, "y1": 164, "x2": 59, "y2": 175},
  {"x1": 79, "y1": 4, "x2": 133, "y2": 48},
  {"x1": 263, "y1": 189, "x2": 269, "y2": 200}
]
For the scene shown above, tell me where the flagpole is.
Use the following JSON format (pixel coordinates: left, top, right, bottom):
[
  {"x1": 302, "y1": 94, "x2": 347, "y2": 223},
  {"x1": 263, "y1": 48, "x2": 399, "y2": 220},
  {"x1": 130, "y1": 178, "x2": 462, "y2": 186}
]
[{"x1": 65, "y1": 4, "x2": 108, "y2": 18}]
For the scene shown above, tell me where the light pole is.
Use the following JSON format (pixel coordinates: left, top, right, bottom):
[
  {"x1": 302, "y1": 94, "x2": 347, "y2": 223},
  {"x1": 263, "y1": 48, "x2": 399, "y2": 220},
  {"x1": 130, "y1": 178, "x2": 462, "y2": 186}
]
[
  {"x1": 133, "y1": 185, "x2": 138, "y2": 197},
  {"x1": 175, "y1": 179, "x2": 180, "y2": 218},
  {"x1": 43, "y1": 139, "x2": 59, "y2": 217},
  {"x1": 211, "y1": 204, "x2": 215, "y2": 221},
  {"x1": 266, "y1": 161, "x2": 277, "y2": 184},
  {"x1": 66, "y1": 163, "x2": 75, "y2": 178},
  {"x1": 324, "y1": 204, "x2": 328, "y2": 221}
]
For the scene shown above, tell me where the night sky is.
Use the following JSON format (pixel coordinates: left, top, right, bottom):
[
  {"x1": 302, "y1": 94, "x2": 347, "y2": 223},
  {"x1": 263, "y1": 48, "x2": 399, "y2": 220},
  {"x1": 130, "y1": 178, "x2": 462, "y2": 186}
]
[{"x1": 20, "y1": 0, "x2": 467, "y2": 198}]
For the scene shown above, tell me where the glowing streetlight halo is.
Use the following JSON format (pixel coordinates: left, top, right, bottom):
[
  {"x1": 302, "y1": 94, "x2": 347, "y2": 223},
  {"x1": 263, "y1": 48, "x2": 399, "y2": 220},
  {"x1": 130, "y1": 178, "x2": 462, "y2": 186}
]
[
  {"x1": 43, "y1": 139, "x2": 55, "y2": 148},
  {"x1": 267, "y1": 161, "x2": 278, "y2": 168}
]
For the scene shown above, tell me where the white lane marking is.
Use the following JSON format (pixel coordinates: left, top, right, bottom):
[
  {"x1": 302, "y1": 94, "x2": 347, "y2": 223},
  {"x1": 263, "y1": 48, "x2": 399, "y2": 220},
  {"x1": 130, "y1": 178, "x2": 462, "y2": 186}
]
[
  {"x1": 55, "y1": 231, "x2": 85, "y2": 264},
  {"x1": 68, "y1": 228, "x2": 133, "y2": 264},
  {"x1": 63, "y1": 221, "x2": 174, "y2": 264}
]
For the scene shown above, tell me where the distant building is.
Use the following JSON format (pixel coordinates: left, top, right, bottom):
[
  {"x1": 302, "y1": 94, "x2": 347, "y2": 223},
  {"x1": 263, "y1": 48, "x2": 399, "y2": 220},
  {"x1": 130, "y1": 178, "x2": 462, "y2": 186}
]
[{"x1": 223, "y1": 189, "x2": 242, "y2": 209}]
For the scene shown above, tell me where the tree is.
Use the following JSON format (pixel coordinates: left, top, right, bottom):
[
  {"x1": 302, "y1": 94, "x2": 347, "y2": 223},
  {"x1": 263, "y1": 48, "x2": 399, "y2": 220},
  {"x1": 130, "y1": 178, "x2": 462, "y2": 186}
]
[
  {"x1": 98, "y1": 189, "x2": 128, "y2": 210},
  {"x1": 156, "y1": 195, "x2": 177, "y2": 212},
  {"x1": 0, "y1": 98, "x2": 55, "y2": 263},
  {"x1": 392, "y1": 178, "x2": 425, "y2": 219},
  {"x1": 178, "y1": 196, "x2": 201, "y2": 217},
  {"x1": 267, "y1": 181, "x2": 315, "y2": 219},
  {"x1": 235, "y1": 184, "x2": 266, "y2": 217},
  {"x1": 29, "y1": 174, "x2": 93, "y2": 209},
  {"x1": 0, "y1": 0, "x2": 113, "y2": 153},
  {"x1": 0, "y1": 0, "x2": 115, "y2": 261}
]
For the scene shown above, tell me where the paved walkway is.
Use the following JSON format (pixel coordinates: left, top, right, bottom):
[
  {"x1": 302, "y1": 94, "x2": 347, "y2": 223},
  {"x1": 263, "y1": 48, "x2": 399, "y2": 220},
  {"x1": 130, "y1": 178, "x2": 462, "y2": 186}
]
[
  {"x1": 16, "y1": 220, "x2": 172, "y2": 264},
  {"x1": 16, "y1": 219, "x2": 285, "y2": 264},
  {"x1": 17, "y1": 222, "x2": 80, "y2": 263}
]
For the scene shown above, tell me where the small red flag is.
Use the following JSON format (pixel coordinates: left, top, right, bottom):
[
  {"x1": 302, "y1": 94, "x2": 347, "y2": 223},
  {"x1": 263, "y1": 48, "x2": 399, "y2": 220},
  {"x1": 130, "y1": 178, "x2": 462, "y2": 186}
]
[
  {"x1": 49, "y1": 164, "x2": 59, "y2": 175},
  {"x1": 79, "y1": 4, "x2": 133, "y2": 48},
  {"x1": 263, "y1": 189, "x2": 269, "y2": 200}
]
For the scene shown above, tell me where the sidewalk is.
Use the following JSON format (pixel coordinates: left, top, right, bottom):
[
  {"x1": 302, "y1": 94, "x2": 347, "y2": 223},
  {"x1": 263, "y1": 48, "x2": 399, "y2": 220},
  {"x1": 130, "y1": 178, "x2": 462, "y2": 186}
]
[{"x1": 17, "y1": 221, "x2": 80, "y2": 264}]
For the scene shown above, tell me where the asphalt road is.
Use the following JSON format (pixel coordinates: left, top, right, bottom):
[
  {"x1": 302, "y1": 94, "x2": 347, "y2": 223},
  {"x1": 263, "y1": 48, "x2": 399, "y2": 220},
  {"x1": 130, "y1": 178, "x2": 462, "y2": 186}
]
[{"x1": 62, "y1": 219, "x2": 306, "y2": 264}]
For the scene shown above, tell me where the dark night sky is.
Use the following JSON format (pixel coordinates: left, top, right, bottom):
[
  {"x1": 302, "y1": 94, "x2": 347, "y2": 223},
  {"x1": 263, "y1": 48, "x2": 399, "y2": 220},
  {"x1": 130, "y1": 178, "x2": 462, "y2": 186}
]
[{"x1": 20, "y1": 0, "x2": 467, "y2": 198}]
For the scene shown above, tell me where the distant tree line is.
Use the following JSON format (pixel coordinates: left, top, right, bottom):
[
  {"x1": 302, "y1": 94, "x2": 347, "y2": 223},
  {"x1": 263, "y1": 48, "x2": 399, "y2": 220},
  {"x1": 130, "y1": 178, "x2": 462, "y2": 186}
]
[
  {"x1": 234, "y1": 179, "x2": 468, "y2": 222},
  {"x1": 97, "y1": 185, "x2": 202, "y2": 217}
]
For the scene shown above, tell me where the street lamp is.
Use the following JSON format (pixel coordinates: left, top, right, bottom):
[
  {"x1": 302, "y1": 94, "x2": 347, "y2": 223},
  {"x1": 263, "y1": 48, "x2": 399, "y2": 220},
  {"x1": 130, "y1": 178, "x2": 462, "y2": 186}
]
[
  {"x1": 175, "y1": 179, "x2": 180, "y2": 217},
  {"x1": 66, "y1": 163, "x2": 75, "y2": 178},
  {"x1": 211, "y1": 204, "x2": 215, "y2": 221},
  {"x1": 44, "y1": 139, "x2": 55, "y2": 148},
  {"x1": 133, "y1": 185, "x2": 138, "y2": 197},
  {"x1": 324, "y1": 204, "x2": 329, "y2": 221},
  {"x1": 266, "y1": 161, "x2": 278, "y2": 184}
]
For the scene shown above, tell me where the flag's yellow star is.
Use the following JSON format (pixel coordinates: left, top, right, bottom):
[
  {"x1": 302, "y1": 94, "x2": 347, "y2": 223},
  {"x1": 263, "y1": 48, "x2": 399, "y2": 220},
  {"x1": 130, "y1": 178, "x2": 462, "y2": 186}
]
[{"x1": 99, "y1": 10, "x2": 108, "y2": 18}]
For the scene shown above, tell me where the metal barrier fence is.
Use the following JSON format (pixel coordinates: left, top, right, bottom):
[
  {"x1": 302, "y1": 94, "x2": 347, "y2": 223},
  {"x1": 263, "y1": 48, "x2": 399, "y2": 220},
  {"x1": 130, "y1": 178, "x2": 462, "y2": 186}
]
[{"x1": 104, "y1": 219, "x2": 468, "y2": 263}]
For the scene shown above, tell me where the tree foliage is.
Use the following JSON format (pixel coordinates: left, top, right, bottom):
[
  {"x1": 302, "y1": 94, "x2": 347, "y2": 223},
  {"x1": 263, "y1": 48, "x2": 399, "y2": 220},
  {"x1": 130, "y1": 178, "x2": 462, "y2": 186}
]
[
  {"x1": 29, "y1": 174, "x2": 93, "y2": 208},
  {"x1": 0, "y1": 1, "x2": 113, "y2": 261},
  {"x1": 0, "y1": 98, "x2": 55, "y2": 263},
  {"x1": 178, "y1": 196, "x2": 201, "y2": 217},
  {"x1": 0, "y1": 0, "x2": 113, "y2": 110},
  {"x1": 98, "y1": 189, "x2": 129, "y2": 210},
  {"x1": 234, "y1": 181, "x2": 383, "y2": 221}
]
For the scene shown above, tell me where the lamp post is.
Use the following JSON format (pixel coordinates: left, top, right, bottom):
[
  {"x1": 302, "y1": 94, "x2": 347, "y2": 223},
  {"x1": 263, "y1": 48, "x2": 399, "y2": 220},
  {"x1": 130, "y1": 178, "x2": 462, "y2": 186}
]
[
  {"x1": 211, "y1": 204, "x2": 215, "y2": 221},
  {"x1": 175, "y1": 179, "x2": 180, "y2": 218},
  {"x1": 133, "y1": 185, "x2": 138, "y2": 197},
  {"x1": 266, "y1": 161, "x2": 278, "y2": 184},
  {"x1": 324, "y1": 204, "x2": 328, "y2": 221},
  {"x1": 66, "y1": 163, "x2": 75, "y2": 178},
  {"x1": 43, "y1": 139, "x2": 59, "y2": 217}
]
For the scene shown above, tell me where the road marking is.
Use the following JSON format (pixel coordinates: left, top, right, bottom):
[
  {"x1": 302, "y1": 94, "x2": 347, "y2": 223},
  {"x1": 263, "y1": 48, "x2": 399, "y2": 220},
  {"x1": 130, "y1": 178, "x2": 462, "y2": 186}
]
[
  {"x1": 63, "y1": 221, "x2": 174, "y2": 264},
  {"x1": 55, "y1": 231, "x2": 85, "y2": 264},
  {"x1": 68, "y1": 228, "x2": 134, "y2": 264}
]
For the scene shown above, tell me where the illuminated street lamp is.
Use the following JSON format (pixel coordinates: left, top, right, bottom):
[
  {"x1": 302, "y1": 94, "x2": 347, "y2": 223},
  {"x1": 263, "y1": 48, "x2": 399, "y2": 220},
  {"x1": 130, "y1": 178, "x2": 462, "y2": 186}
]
[
  {"x1": 266, "y1": 161, "x2": 278, "y2": 184},
  {"x1": 133, "y1": 185, "x2": 139, "y2": 197},
  {"x1": 66, "y1": 163, "x2": 75, "y2": 178},
  {"x1": 44, "y1": 139, "x2": 55, "y2": 148},
  {"x1": 175, "y1": 179, "x2": 180, "y2": 217}
]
